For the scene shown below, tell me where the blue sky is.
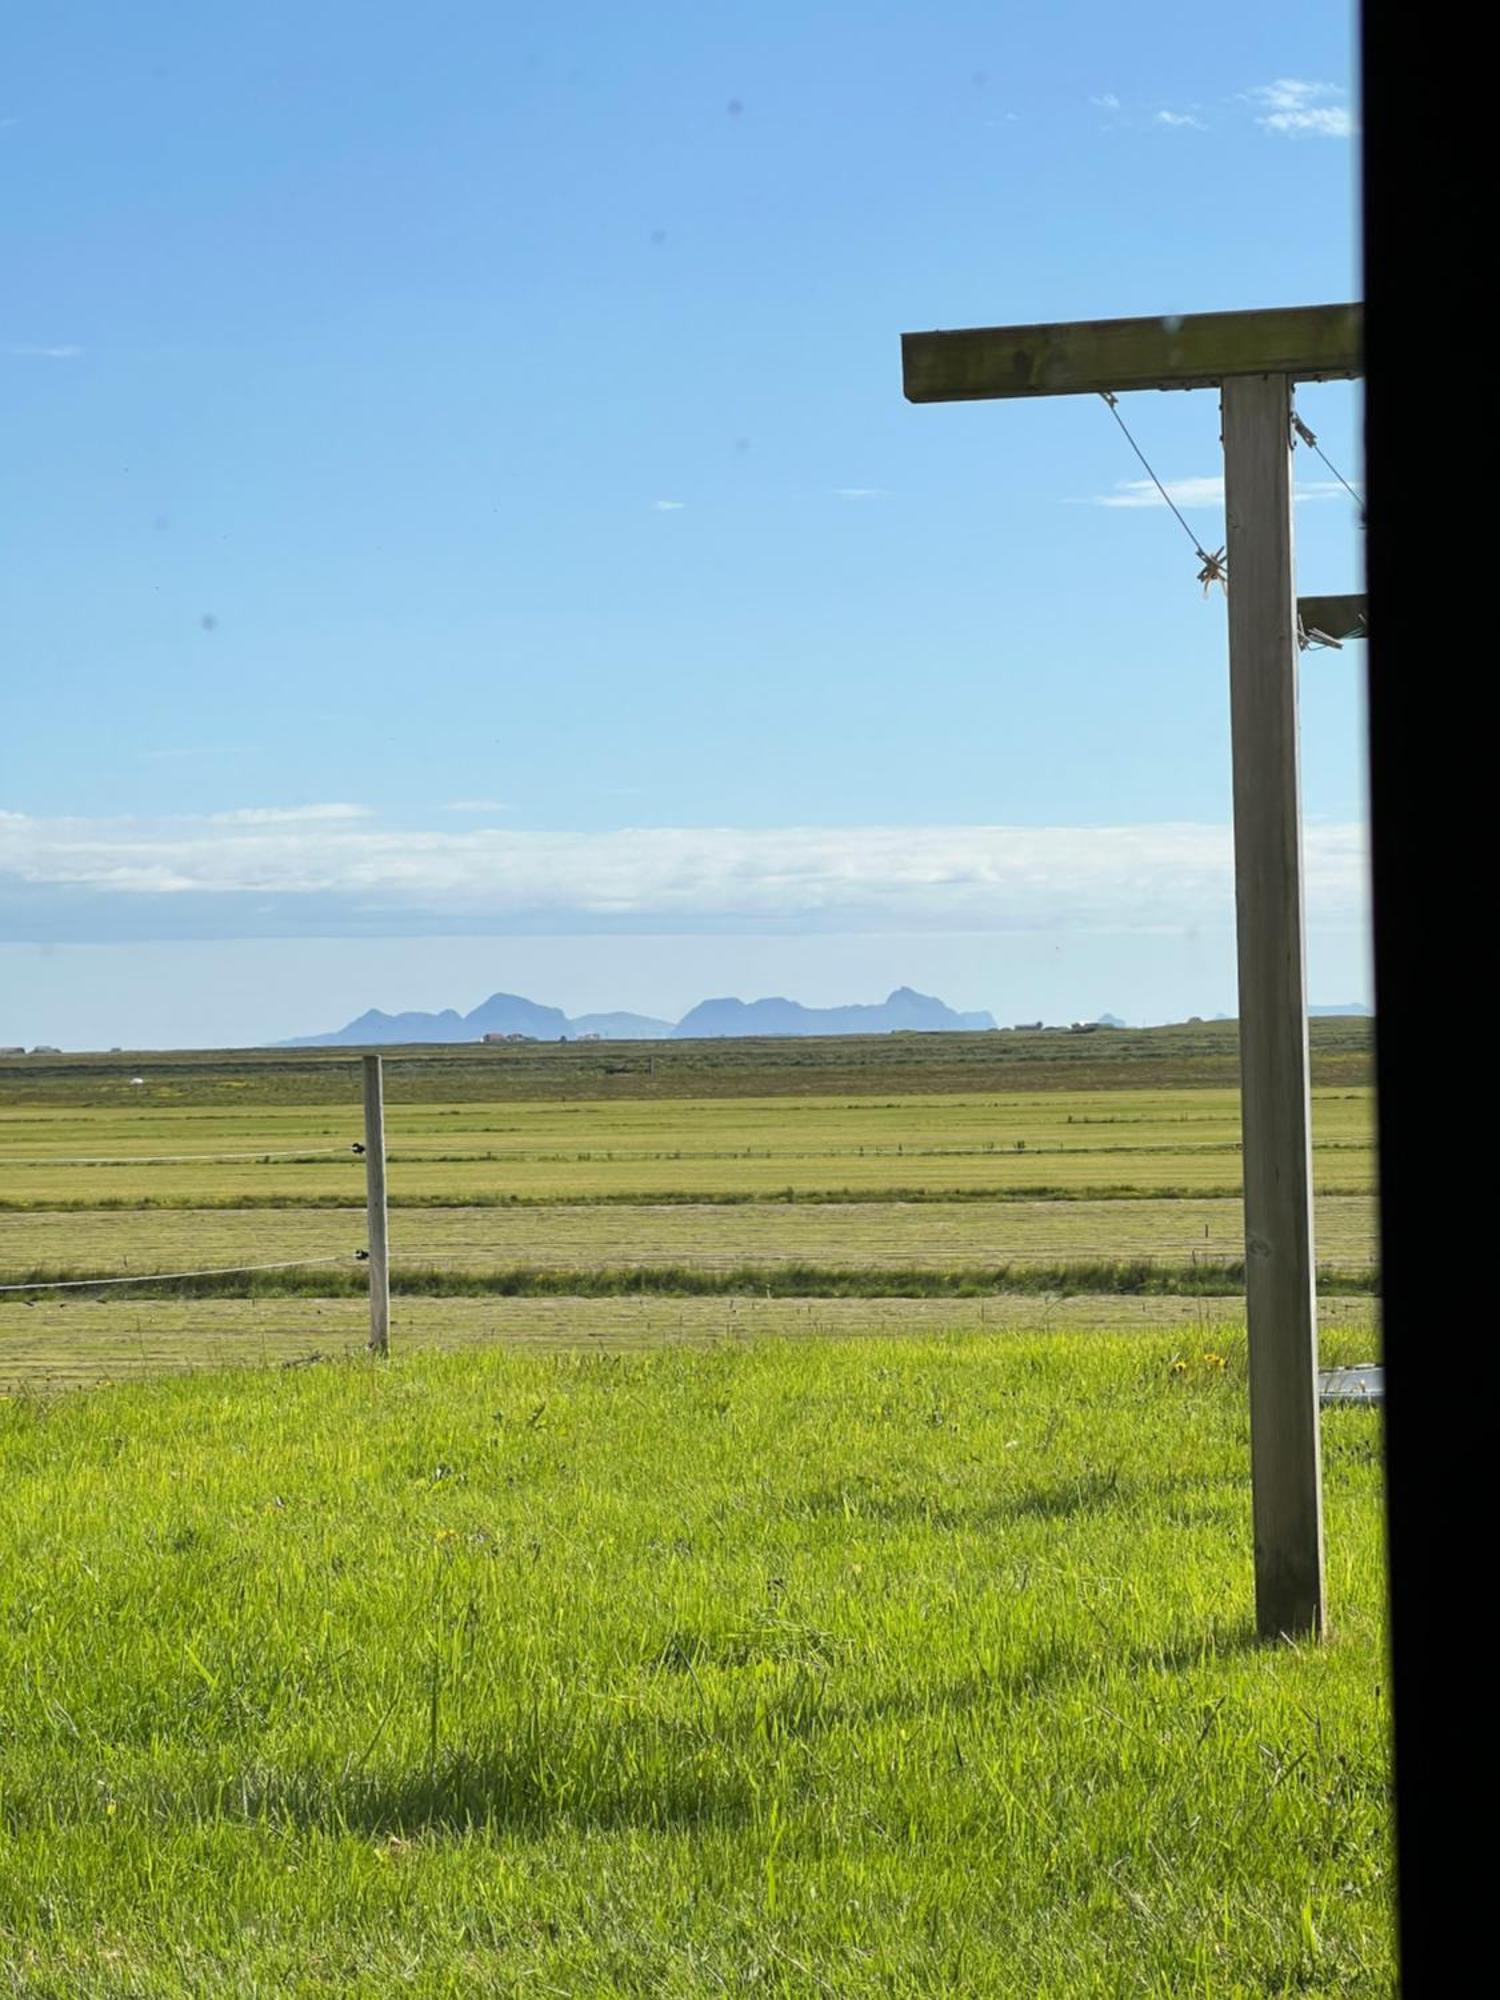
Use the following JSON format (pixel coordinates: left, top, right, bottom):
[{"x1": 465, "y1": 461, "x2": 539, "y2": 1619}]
[{"x1": 2, "y1": 2, "x2": 1366, "y2": 1046}]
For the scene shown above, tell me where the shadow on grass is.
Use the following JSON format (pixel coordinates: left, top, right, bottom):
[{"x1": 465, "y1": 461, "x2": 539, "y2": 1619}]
[
  {"x1": 9, "y1": 1620, "x2": 1265, "y2": 1845},
  {"x1": 809, "y1": 1617, "x2": 1265, "y2": 1737},
  {"x1": 3, "y1": 1736, "x2": 753, "y2": 1843},
  {"x1": 647, "y1": 1607, "x2": 1262, "y2": 1738},
  {"x1": 786, "y1": 1468, "x2": 1140, "y2": 1531},
  {"x1": 220, "y1": 1722, "x2": 756, "y2": 1839}
]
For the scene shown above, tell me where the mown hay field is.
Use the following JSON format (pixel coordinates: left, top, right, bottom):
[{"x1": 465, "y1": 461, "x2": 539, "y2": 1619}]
[
  {"x1": 0, "y1": 1081, "x2": 1375, "y2": 1205},
  {"x1": 1, "y1": 1035, "x2": 1378, "y2": 1388},
  {"x1": 0, "y1": 1190, "x2": 1379, "y2": 1279},
  {"x1": 0, "y1": 1292, "x2": 1384, "y2": 1395}
]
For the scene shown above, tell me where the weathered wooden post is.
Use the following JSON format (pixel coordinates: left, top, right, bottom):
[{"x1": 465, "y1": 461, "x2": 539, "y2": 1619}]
[
  {"x1": 901, "y1": 304, "x2": 1363, "y2": 1639},
  {"x1": 362, "y1": 1054, "x2": 390, "y2": 1355},
  {"x1": 1222, "y1": 373, "x2": 1324, "y2": 1637}
]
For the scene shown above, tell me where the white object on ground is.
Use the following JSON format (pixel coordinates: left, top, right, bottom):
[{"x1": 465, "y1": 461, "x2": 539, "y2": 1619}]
[{"x1": 1318, "y1": 1364, "x2": 1383, "y2": 1406}]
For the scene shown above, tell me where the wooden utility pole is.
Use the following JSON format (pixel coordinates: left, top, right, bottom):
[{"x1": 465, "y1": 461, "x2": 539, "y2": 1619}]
[
  {"x1": 362, "y1": 1054, "x2": 390, "y2": 1355},
  {"x1": 902, "y1": 303, "x2": 1363, "y2": 1640},
  {"x1": 1222, "y1": 373, "x2": 1324, "y2": 1637}
]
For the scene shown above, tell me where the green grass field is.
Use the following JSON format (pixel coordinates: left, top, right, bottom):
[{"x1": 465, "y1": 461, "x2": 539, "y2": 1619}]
[
  {"x1": 0, "y1": 1331, "x2": 1391, "y2": 1997},
  {"x1": 0, "y1": 1028, "x2": 1391, "y2": 1991}
]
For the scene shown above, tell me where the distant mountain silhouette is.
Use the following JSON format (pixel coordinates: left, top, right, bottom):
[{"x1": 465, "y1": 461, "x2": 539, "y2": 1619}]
[
  {"x1": 672, "y1": 987, "x2": 996, "y2": 1039},
  {"x1": 281, "y1": 985, "x2": 996, "y2": 1047},
  {"x1": 568, "y1": 1011, "x2": 675, "y2": 1040},
  {"x1": 309, "y1": 1006, "x2": 470, "y2": 1045},
  {"x1": 464, "y1": 992, "x2": 571, "y2": 1039}
]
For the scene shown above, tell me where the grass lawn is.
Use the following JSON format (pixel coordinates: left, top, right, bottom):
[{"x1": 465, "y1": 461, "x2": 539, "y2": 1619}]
[{"x1": 0, "y1": 1329, "x2": 1393, "y2": 1997}]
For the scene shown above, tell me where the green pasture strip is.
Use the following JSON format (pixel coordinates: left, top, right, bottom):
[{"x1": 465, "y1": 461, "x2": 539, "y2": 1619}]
[
  {"x1": 0, "y1": 1257, "x2": 1382, "y2": 1302},
  {"x1": 0, "y1": 1080, "x2": 1376, "y2": 1153},
  {"x1": 0, "y1": 1013, "x2": 1374, "y2": 1106},
  {"x1": 0, "y1": 1156, "x2": 1374, "y2": 1205},
  {"x1": 0, "y1": 1146, "x2": 1374, "y2": 1207},
  {"x1": 0, "y1": 1332, "x2": 1392, "y2": 1995},
  {"x1": 0, "y1": 1180, "x2": 1380, "y2": 1212}
]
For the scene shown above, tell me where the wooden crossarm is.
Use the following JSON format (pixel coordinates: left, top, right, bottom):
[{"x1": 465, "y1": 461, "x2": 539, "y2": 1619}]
[{"x1": 902, "y1": 302, "x2": 1363, "y2": 403}]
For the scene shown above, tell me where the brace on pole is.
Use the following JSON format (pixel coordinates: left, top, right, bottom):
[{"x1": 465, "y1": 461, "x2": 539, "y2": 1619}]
[{"x1": 1298, "y1": 594, "x2": 1368, "y2": 648}]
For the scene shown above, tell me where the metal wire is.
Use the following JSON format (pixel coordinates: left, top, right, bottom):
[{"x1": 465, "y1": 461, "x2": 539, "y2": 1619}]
[
  {"x1": 1291, "y1": 409, "x2": 1366, "y2": 523},
  {"x1": 1100, "y1": 391, "x2": 1227, "y2": 591},
  {"x1": 2, "y1": 1145, "x2": 362, "y2": 1168},
  {"x1": 0, "y1": 1254, "x2": 358, "y2": 1295}
]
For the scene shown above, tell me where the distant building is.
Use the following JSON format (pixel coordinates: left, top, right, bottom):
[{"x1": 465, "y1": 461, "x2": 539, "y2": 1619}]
[
  {"x1": 482, "y1": 1032, "x2": 536, "y2": 1044},
  {"x1": 1013, "y1": 1022, "x2": 1043, "y2": 1032},
  {"x1": 577, "y1": 1032, "x2": 602, "y2": 1042},
  {"x1": 0, "y1": 1045, "x2": 24, "y2": 1056},
  {"x1": 30, "y1": 1045, "x2": 60, "y2": 1054}
]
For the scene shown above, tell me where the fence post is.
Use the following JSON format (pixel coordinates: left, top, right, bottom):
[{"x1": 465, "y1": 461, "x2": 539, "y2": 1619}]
[{"x1": 362, "y1": 1054, "x2": 390, "y2": 1355}]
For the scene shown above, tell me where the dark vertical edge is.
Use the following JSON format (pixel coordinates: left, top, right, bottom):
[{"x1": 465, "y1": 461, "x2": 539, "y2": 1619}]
[{"x1": 1362, "y1": 5, "x2": 1481, "y2": 1990}]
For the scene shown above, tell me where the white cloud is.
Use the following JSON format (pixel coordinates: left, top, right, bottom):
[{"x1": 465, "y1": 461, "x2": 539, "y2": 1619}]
[
  {"x1": 0, "y1": 809, "x2": 1370, "y2": 933},
  {"x1": 835, "y1": 487, "x2": 885, "y2": 500},
  {"x1": 7, "y1": 343, "x2": 82, "y2": 359},
  {"x1": 1298, "y1": 480, "x2": 1358, "y2": 504},
  {"x1": 1087, "y1": 476, "x2": 1226, "y2": 511},
  {"x1": 1081, "y1": 476, "x2": 1355, "y2": 510},
  {"x1": 652, "y1": 499, "x2": 686, "y2": 512},
  {"x1": 1266, "y1": 106, "x2": 1354, "y2": 137},
  {"x1": 1252, "y1": 79, "x2": 1338, "y2": 111},
  {"x1": 1249, "y1": 80, "x2": 1355, "y2": 137},
  {"x1": 1092, "y1": 94, "x2": 1210, "y2": 133},
  {"x1": 207, "y1": 804, "x2": 373, "y2": 826}
]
